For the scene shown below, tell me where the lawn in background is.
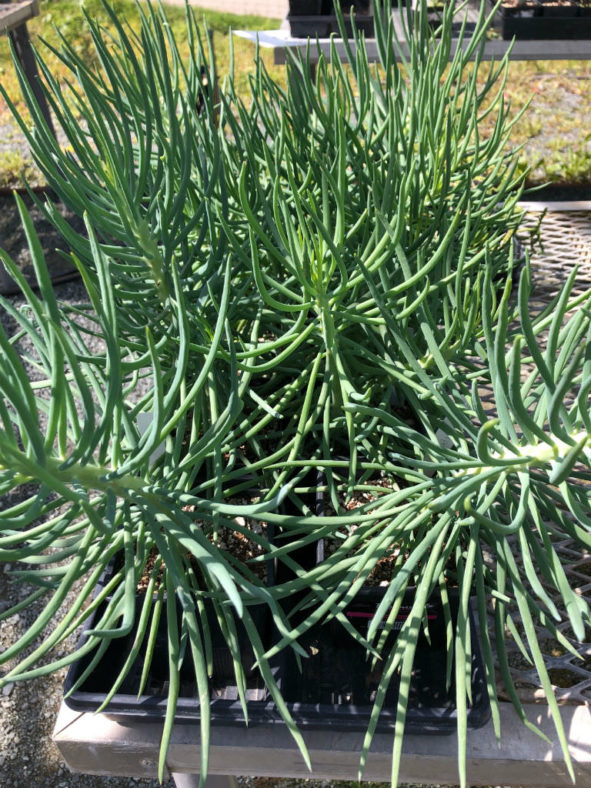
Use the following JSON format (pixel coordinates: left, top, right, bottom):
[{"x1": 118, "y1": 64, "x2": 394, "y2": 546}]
[{"x1": 0, "y1": 0, "x2": 590, "y2": 191}]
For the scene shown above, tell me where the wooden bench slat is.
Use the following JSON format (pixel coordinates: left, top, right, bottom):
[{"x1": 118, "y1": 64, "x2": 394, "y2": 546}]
[
  {"x1": 53, "y1": 700, "x2": 591, "y2": 786},
  {"x1": 0, "y1": 0, "x2": 39, "y2": 35}
]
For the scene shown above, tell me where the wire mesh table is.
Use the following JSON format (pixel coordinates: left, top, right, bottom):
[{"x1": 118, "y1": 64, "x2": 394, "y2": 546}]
[{"x1": 494, "y1": 202, "x2": 591, "y2": 707}]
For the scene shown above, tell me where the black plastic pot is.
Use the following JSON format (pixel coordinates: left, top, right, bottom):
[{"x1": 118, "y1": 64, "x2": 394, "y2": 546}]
[
  {"x1": 288, "y1": 0, "x2": 373, "y2": 37},
  {"x1": 270, "y1": 478, "x2": 489, "y2": 732},
  {"x1": 64, "y1": 595, "x2": 275, "y2": 723},
  {"x1": 280, "y1": 586, "x2": 490, "y2": 733},
  {"x1": 496, "y1": 1, "x2": 591, "y2": 39},
  {"x1": 64, "y1": 580, "x2": 490, "y2": 734},
  {"x1": 63, "y1": 480, "x2": 307, "y2": 724}
]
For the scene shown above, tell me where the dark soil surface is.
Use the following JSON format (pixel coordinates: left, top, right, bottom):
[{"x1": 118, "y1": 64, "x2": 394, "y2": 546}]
[{"x1": 0, "y1": 190, "x2": 84, "y2": 296}]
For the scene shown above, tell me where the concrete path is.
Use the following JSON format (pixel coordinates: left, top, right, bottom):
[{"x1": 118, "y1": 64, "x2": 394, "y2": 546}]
[{"x1": 164, "y1": 0, "x2": 288, "y2": 20}]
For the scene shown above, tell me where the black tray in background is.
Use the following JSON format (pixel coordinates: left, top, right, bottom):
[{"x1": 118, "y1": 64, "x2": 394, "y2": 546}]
[
  {"x1": 287, "y1": 0, "x2": 373, "y2": 37},
  {"x1": 495, "y1": 2, "x2": 591, "y2": 40},
  {"x1": 288, "y1": 14, "x2": 374, "y2": 37}
]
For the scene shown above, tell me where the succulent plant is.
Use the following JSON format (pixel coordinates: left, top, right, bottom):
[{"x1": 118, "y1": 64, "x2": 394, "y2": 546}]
[{"x1": 1, "y1": 2, "x2": 590, "y2": 786}]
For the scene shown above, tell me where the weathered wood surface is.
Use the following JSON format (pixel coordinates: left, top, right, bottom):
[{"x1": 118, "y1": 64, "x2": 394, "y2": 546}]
[
  {"x1": 54, "y1": 700, "x2": 591, "y2": 786},
  {"x1": 172, "y1": 774, "x2": 237, "y2": 788},
  {"x1": 233, "y1": 28, "x2": 591, "y2": 64},
  {"x1": 0, "y1": 0, "x2": 38, "y2": 34}
]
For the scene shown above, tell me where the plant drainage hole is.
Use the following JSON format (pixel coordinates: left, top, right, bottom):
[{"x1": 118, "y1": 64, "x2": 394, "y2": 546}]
[
  {"x1": 547, "y1": 668, "x2": 584, "y2": 689},
  {"x1": 507, "y1": 650, "x2": 533, "y2": 671},
  {"x1": 573, "y1": 561, "x2": 591, "y2": 578},
  {"x1": 538, "y1": 638, "x2": 568, "y2": 658}
]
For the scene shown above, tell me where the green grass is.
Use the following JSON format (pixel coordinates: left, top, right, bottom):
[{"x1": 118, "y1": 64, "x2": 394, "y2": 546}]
[
  {"x1": 0, "y1": 149, "x2": 38, "y2": 184},
  {"x1": 0, "y1": 0, "x2": 590, "y2": 191},
  {"x1": 0, "y1": 0, "x2": 285, "y2": 102},
  {"x1": 0, "y1": 0, "x2": 286, "y2": 189},
  {"x1": 500, "y1": 60, "x2": 591, "y2": 190}
]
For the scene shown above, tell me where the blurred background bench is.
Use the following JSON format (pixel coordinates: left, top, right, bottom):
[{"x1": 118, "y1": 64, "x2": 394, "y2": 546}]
[{"x1": 0, "y1": 0, "x2": 55, "y2": 135}]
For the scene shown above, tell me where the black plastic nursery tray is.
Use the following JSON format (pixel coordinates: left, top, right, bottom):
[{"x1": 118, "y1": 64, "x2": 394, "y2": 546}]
[
  {"x1": 64, "y1": 599, "x2": 278, "y2": 724},
  {"x1": 288, "y1": 14, "x2": 374, "y2": 37},
  {"x1": 288, "y1": 0, "x2": 373, "y2": 37},
  {"x1": 280, "y1": 587, "x2": 490, "y2": 734},
  {"x1": 496, "y1": 2, "x2": 591, "y2": 39},
  {"x1": 64, "y1": 586, "x2": 490, "y2": 734}
]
